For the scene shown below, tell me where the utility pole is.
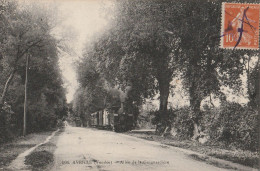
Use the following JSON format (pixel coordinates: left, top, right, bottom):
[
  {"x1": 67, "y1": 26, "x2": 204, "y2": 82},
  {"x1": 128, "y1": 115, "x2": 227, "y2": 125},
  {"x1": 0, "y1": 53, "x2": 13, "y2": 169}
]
[{"x1": 23, "y1": 54, "x2": 29, "y2": 136}]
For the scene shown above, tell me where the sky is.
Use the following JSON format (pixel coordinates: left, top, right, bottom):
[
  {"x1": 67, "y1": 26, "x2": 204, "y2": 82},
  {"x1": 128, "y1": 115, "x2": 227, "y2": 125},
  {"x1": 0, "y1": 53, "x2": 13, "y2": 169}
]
[{"x1": 53, "y1": 0, "x2": 114, "y2": 103}]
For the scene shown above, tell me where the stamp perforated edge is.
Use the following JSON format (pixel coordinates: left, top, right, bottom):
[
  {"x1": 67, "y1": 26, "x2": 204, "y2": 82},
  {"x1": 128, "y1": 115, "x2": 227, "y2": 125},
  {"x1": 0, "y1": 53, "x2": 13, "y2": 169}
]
[
  {"x1": 219, "y1": 2, "x2": 260, "y2": 50},
  {"x1": 220, "y1": 2, "x2": 225, "y2": 49}
]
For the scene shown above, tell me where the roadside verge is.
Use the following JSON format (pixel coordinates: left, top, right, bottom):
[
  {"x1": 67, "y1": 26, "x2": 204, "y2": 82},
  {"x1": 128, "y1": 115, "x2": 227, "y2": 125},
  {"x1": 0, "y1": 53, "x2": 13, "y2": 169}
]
[
  {"x1": 24, "y1": 129, "x2": 63, "y2": 171},
  {"x1": 124, "y1": 130, "x2": 258, "y2": 171},
  {"x1": 0, "y1": 131, "x2": 54, "y2": 170},
  {"x1": 0, "y1": 129, "x2": 61, "y2": 171}
]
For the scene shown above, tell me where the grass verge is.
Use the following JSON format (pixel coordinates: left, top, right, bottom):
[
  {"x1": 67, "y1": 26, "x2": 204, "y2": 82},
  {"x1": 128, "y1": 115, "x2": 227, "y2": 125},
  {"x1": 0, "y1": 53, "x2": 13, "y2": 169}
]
[
  {"x1": 125, "y1": 131, "x2": 259, "y2": 169},
  {"x1": 24, "y1": 129, "x2": 63, "y2": 171},
  {"x1": 0, "y1": 131, "x2": 54, "y2": 170}
]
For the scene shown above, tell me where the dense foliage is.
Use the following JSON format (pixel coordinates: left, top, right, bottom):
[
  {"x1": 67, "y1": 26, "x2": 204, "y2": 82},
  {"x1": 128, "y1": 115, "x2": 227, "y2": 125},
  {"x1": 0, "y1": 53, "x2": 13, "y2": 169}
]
[
  {"x1": 0, "y1": 0, "x2": 67, "y2": 143},
  {"x1": 73, "y1": 0, "x2": 259, "y2": 151},
  {"x1": 169, "y1": 103, "x2": 258, "y2": 151}
]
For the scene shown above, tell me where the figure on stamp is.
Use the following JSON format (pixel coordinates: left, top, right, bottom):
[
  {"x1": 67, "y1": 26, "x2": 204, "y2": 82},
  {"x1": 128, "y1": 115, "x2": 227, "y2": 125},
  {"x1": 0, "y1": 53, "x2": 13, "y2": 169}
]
[{"x1": 222, "y1": 3, "x2": 259, "y2": 49}]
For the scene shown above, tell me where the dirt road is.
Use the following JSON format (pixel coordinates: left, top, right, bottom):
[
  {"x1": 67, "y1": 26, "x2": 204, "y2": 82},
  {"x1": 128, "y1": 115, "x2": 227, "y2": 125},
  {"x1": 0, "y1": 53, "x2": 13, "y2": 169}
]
[{"x1": 52, "y1": 126, "x2": 230, "y2": 171}]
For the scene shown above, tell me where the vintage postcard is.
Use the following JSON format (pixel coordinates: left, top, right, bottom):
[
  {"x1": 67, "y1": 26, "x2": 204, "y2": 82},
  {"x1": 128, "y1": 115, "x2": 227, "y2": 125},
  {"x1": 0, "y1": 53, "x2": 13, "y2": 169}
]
[{"x1": 0, "y1": 0, "x2": 259, "y2": 171}]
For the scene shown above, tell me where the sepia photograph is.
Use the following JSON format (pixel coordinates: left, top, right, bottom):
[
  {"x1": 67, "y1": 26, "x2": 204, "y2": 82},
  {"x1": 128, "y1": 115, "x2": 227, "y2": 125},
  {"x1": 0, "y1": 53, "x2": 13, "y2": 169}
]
[{"x1": 0, "y1": 0, "x2": 259, "y2": 170}]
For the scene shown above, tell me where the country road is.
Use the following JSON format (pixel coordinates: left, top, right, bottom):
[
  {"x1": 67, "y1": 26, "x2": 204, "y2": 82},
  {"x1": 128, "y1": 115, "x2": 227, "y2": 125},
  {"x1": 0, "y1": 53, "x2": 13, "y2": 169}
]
[{"x1": 51, "y1": 125, "x2": 230, "y2": 171}]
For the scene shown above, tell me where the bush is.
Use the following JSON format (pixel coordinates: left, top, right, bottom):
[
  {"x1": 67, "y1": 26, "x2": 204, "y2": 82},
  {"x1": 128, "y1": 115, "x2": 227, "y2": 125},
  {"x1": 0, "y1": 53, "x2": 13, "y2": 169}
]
[
  {"x1": 151, "y1": 108, "x2": 176, "y2": 133},
  {"x1": 172, "y1": 107, "x2": 194, "y2": 139},
  {"x1": 25, "y1": 150, "x2": 54, "y2": 168},
  {"x1": 203, "y1": 102, "x2": 258, "y2": 151},
  {"x1": 167, "y1": 102, "x2": 258, "y2": 151},
  {"x1": 0, "y1": 104, "x2": 16, "y2": 143}
]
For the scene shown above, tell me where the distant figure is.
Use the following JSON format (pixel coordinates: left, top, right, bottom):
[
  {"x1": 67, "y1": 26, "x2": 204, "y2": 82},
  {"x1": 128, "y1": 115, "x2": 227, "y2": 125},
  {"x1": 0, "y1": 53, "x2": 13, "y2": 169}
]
[
  {"x1": 64, "y1": 120, "x2": 68, "y2": 127},
  {"x1": 228, "y1": 7, "x2": 255, "y2": 45}
]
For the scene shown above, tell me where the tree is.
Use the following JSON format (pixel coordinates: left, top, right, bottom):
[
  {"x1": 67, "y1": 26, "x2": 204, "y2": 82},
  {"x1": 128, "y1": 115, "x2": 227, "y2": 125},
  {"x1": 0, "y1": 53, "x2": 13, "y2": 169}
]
[
  {"x1": 173, "y1": 1, "x2": 225, "y2": 139},
  {"x1": 74, "y1": 56, "x2": 109, "y2": 126},
  {"x1": 175, "y1": 0, "x2": 258, "y2": 139},
  {"x1": 241, "y1": 53, "x2": 259, "y2": 108},
  {"x1": 0, "y1": 1, "x2": 67, "y2": 138},
  {"x1": 0, "y1": 1, "x2": 58, "y2": 105},
  {"x1": 83, "y1": 0, "x2": 182, "y2": 133},
  {"x1": 76, "y1": 0, "x2": 259, "y2": 137}
]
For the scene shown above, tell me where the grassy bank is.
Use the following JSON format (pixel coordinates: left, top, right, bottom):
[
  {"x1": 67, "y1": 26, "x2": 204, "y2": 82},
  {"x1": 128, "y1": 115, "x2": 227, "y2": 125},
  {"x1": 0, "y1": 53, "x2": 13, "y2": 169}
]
[
  {"x1": 0, "y1": 131, "x2": 54, "y2": 170},
  {"x1": 24, "y1": 129, "x2": 63, "y2": 171},
  {"x1": 125, "y1": 131, "x2": 259, "y2": 169}
]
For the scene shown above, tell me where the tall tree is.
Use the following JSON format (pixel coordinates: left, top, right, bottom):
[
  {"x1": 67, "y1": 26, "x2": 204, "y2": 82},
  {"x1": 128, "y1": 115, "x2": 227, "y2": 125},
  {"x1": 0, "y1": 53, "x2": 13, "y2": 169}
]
[
  {"x1": 0, "y1": 1, "x2": 67, "y2": 136},
  {"x1": 0, "y1": 1, "x2": 58, "y2": 105},
  {"x1": 86, "y1": 0, "x2": 181, "y2": 133},
  {"x1": 239, "y1": 53, "x2": 259, "y2": 108},
  {"x1": 175, "y1": 0, "x2": 258, "y2": 139}
]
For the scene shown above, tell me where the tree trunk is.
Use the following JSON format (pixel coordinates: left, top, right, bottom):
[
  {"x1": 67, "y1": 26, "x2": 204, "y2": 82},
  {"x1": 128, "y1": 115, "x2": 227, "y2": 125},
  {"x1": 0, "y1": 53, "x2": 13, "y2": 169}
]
[
  {"x1": 257, "y1": 67, "x2": 260, "y2": 108},
  {"x1": 254, "y1": 70, "x2": 259, "y2": 108},
  {"x1": 192, "y1": 122, "x2": 199, "y2": 140},
  {"x1": 0, "y1": 69, "x2": 16, "y2": 105},
  {"x1": 157, "y1": 78, "x2": 170, "y2": 135},
  {"x1": 23, "y1": 55, "x2": 29, "y2": 136},
  {"x1": 159, "y1": 83, "x2": 169, "y2": 119},
  {"x1": 190, "y1": 91, "x2": 202, "y2": 140}
]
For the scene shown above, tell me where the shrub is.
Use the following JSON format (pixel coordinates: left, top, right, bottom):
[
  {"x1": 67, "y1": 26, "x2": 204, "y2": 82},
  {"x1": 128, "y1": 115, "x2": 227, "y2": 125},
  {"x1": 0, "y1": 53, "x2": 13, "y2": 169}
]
[
  {"x1": 25, "y1": 150, "x2": 53, "y2": 168},
  {"x1": 203, "y1": 102, "x2": 258, "y2": 151},
  {"x1": 151, "y1": 108, "x2": 176, "y2": 133},
  {"x1": 156, "y1": 103, "x2": 259, "y2": 151},
  {"x1": 172, "y1": 107, "x2": 194, "y2": 139},
  {"x1": 0, "y1": 104, "x2": 15, "y2": 143}
]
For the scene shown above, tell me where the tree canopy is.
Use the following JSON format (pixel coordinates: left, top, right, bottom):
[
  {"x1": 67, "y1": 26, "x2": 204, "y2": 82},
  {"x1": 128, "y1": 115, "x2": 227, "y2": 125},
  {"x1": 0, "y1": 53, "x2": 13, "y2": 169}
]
[
  {"x1": 0, "y1": 0, "x2": 67, "y2": 141},
  {"x1": 74, "y1": 0, "x2": 259, "y2": 138}
]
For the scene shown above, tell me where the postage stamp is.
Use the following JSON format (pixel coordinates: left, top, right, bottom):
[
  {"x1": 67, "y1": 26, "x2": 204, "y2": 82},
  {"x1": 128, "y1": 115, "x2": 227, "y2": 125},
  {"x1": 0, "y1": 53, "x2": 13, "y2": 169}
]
[{"x1": 220, "y1": 3, "x2": 260, "y2": 50}]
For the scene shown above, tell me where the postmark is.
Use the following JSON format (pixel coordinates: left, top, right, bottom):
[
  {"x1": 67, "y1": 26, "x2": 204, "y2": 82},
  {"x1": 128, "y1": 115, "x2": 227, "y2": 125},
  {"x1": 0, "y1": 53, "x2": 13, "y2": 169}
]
[{"x1": 220, "y1": 3, "x2": 260, "y2": 50}]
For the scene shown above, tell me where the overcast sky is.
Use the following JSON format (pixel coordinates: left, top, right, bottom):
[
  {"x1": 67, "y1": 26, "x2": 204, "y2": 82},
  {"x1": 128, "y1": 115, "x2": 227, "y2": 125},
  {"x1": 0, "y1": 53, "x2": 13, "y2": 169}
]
[{"x1": 53, "y1": 0, "x2": 113, "y2": 103}]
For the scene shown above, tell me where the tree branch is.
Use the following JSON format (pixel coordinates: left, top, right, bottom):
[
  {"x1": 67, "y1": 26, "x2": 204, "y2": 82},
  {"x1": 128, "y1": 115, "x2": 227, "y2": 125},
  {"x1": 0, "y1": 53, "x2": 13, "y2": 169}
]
[
  {"x1": 17, "y1": 39, "x2": 43, "y2": 61},
  {"x1": 0, "y1": 69, "x2": 16, "y2": 104}
]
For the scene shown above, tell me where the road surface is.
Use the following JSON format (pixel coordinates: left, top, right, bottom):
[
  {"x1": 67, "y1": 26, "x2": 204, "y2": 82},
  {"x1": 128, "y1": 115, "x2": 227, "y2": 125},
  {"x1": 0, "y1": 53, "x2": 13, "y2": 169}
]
[{"x1": 52, "y1": 125, "x2": 229, "y2": 171}]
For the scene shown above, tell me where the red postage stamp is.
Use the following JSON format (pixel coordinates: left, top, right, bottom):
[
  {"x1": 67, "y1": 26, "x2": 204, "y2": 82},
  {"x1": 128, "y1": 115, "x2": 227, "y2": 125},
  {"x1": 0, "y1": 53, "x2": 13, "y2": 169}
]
[{"x1": 220, "y1": 3, "x2": 260, "y2": 50}]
